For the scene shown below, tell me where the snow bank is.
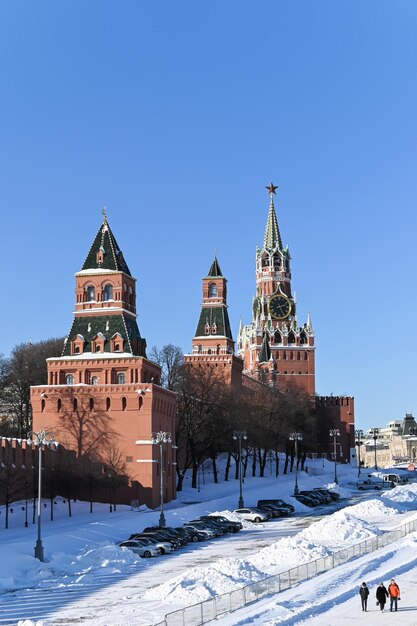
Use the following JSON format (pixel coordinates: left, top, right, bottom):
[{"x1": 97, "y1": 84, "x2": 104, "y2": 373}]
[
  {"x1": 381, "y1": 482, "x2": 417, "y2": 507},
  {"x1": 299, "y1": 510, "x2": 382, "y2": 545}
]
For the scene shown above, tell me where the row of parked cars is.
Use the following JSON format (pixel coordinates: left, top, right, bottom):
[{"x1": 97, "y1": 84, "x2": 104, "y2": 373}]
[
  {"x1": 233, "y1": 498, "x2": 295, "y2": 523},
  {"x1": 294, "y1": 487, "x2": 340, "y2": 507},
  {"x1": 118, "y1": 515, "x2": 243, "y2": 558}
]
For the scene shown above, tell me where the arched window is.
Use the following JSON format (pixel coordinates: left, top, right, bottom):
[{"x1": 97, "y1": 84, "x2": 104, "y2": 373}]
[
  {"x1": 274, "y1": 330, "x2": 282, "y2": 344},
  {"x1": 198, "y1": 345, "x2": 202, "y2": 354},
  {"x1": 114, "y1": 343, "x2": 120, "y2": 352},
  {"x1": 95, "y1": 345, "x2": 101, "y2": 352},
  {"x1": 300, "y1": 331, "x2": 307, "y2": 344},
  {"x1": 74, "y1": 346, "x2": 80, "y2": 353},
  {"x1": 117, "y1": 373, "x2": 126, "y2": 384},
  {"x1": 91, "y1": 376, "x2": 98, "y2": 385},
  {"x1": 57, "y1": 399, "x2": 62, "y2": 412},
  {"x1": 86, "y1": 285, "x2": 95, "y2": 301},
  {"x1": 106, "y1": 397, "x2": 111, "y2": 411},
  {"x1": 41, "y1": 399, "x2": 45, "y2": 412},
  {"x1": 288, "y1": 331, "x2": 296, "y2": 344},
  {"x1": 66, "y1": 374, "x2": 74, "y2": 385},
  {"x1": 103, "y1": 284, "x2": 113, "y2": 301},
  {"x1": 138, "y1": 397, "x2": 143, "y2": 411},
  {"x1": 121, "y1": 397, "x2": 127, "y2": 410},
  {"x1": 208, "y1": 283, "x2": 218, "y2": 297},
  {"x1": 89, "y1": 398, "x2": 94, "y2": 411},
  {"x1": 73, "y1": 398, "x2": 78, "y2": 411}
]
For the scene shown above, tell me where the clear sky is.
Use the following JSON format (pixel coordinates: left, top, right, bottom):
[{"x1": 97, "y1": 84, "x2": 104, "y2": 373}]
[{"x1": 1, "y1": 1, "x2": 417, "y2": 432}]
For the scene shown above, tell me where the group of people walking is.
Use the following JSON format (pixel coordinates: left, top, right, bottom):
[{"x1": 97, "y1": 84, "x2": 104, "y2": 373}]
[{"x1": 359, "y1": 579, "x2": 401, "y2": 612}]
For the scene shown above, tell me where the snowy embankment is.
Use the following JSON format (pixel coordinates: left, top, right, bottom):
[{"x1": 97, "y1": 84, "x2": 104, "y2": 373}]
[
  {"x1": 0, "y1": 460, "x2": 416, "y2": 626},
  {"x1": 143, "y1": 490, "x2": 413, "y2": 607}
]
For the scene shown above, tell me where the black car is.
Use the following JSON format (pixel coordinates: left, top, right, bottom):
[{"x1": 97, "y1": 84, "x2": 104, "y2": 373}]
[
  {"x1": 189, "y1": 519, "x2": 224, "y2": 536},
  {"x1": 257, "y1": 499, "x2": 295, "y2": 513},
  {"x1": 294, "y1": 493, "x2": 318, "y2": 507},
  {"x1": 175, "y1": 526, "x2": 206, "y2": 542},
  {"x1": 133, "y1": 530, "x2": 181, "y2": 549},
  {"x1": 313, "y1": 488, "x2": 340, "y2": 501},
  {"x1": 199, "y1": 515, "x2": 242, "y2": 533},
  {"x1": 257, "y1": 503, "x2": 290, "y2": 517}
]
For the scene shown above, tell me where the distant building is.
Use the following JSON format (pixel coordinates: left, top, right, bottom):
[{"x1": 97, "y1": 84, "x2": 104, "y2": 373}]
[{"x1": 360, "y1": 413, "x2": 417, "y2": 468}]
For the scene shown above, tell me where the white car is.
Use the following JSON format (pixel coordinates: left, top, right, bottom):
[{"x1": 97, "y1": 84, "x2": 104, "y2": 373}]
[
  {"x1": 129, "y1": 535, "x2": 174, "y2": 554},
  {"x1": 356, "y1": 480, "x2": 393, "y2": 491},
  {"x1": 118, "y1": 539, "x2": 161, "y2": 558},
  {"x1": 233, "y1": 508, "x2": 269, "y2": 523}
]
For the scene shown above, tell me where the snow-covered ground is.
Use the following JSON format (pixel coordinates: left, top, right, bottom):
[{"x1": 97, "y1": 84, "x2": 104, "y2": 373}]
[{"x1": 0, "y1": 460, "x2": 416, "y2": 625}]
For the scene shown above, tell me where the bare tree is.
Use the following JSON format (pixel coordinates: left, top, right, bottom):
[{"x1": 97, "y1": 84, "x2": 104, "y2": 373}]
[
  {"x1": 0, "y1": 338, "x2": 64, "y2": 437},
  {"x1": 149, "y1": 344, "x2": 184, "y2": 391}
]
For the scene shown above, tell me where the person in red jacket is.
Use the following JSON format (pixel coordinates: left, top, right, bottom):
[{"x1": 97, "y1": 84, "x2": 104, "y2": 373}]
[{"x1": 388, "y1": 578, "x2": 401, "y2": 612}]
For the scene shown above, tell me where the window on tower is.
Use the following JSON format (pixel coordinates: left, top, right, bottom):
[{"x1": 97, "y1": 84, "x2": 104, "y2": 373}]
[
  {"x1": 103, "y1": 284, "x2": 113, "y2": 301},
  {"x1": 66, "y1": 374, "x2": 74, "y2": 385},
  {"x1": 208, "y1": 283, "x2": 218, "y2": 297},
  {"x1": 117, "y1": 372, "x2": 126, "y2": 384},
  {"x1": 86, "y1": 286, "x2": 95, "y2": 301}
]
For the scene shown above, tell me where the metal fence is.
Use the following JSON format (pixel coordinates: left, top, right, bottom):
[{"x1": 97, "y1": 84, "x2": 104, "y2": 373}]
[{"x1": 156, "y1": 518, "x2": 417, "y2": 626}]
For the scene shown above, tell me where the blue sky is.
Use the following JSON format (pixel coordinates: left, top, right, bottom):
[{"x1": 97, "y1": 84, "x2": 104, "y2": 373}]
[{"x1": 1, "y1": 1, "x2": 417, "y2": 431}]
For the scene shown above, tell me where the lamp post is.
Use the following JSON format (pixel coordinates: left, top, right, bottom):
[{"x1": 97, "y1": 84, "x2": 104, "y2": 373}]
[
  {"x1": 107, "y1": 470, "x2": 113, "y2": 513},
  {"x1": 151, "y1": 431, "x2": 172, "y2": 527},
  {"x1": 27, "y1": 430, "x2": 55, "y2": 562},
  {"x1": 289, "y1": 432, "x2": 303, "y2": 495},
  {"x1": 329, "y1": 429, "x2": 340, "y2": 484},
  {"x1": 370, "y1": 428, "x2": 379, "y2": 470},
  {"x1": 355, "y1": 429, "x2": 364, "y2": 477},
  {"x1": 24, "y1": 481, "x2": 29, "y2": 528},
  {"x1": 233, "y1": 431, "x2": 247, "y2": 508}
]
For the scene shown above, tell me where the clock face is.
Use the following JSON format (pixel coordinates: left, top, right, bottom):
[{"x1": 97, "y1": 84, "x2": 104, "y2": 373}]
[{"x1": 269, "y1": 294, "x2": 291, "y2": 320}]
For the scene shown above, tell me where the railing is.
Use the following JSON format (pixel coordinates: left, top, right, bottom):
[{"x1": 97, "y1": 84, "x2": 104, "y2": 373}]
[{"x1": 155, "y1": 518, "x2": 417, "y2": 626}]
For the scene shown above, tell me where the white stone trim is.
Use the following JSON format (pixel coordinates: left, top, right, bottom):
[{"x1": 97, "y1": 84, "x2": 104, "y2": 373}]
[{"x1": 136, "y1": 459, "x2": 157, "y2": 463}]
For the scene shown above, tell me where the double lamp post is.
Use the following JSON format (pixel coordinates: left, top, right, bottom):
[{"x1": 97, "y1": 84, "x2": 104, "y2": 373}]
[
  {"x1": 27, "y1": 430, "x2": 56, "y2": 562},
  {"x1": 329, "y1": 428, "x2": 340, "y2": 484},
  {"x1": 233, "y1": 431, "x2": 247, "y2": 508},
  {"x1": 151, "y1": 431, "x2": 172, "y2": 527},
  {"x1": 289, "y1": 432, "x2": 303, "y2": 495}
]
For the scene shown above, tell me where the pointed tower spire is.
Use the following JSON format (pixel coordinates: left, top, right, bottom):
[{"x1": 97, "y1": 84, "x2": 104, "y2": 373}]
[
  {"x1": 258, "y1": 334, "x2": 271, "y2": 363},
  {"x1": 263, "y1": 182, "x2": 283, "y2": 250},
  {"x1": 207, "y1": 256, "x2": 223, "y2": 277},
  {"x1": 307, "y1": 311, "x2": 313, "y2": 332}
]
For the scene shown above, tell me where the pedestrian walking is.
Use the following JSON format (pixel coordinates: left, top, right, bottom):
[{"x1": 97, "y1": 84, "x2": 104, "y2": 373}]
[
  {"x1": 359, "y1": 582, "x2": 369, "y2": 611},
  {"x1": 376, "y1": 582, "x2": 389, "y2": 611},
  {"x1": 388, "y1": 578, "x2": 401, "y2": 612}
]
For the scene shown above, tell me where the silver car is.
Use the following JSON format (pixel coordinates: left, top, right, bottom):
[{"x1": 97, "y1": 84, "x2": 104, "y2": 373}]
[
  {"x1": 233, "y1": 507, "x2": 269, "y2": 523},
  {"x1": 118, "y1": 539, "x2": 161, "y2": 558}
]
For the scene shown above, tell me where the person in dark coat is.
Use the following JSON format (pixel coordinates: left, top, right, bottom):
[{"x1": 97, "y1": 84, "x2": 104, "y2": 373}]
[
  {"x1": 376, "y1": 582, "x2": 389, "y2": 611},
  {"x1": 359, "y1": 582, "x2": 370, "y2": 611}
]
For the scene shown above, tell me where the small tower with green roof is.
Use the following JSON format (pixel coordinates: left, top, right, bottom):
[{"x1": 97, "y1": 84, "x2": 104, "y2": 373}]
[{"x1": 184, "y1": 256, "x2": 243, "y2": 386}]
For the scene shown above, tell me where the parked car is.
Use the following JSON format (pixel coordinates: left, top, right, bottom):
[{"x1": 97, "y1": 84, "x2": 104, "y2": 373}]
[
  {"x1": 127, "y1": 534, "x2": 174, "y2": 554},
  {"x1": 134, "y1": 530, "x2": 181, "y2": 549},
  {"x1": 184, "y1": 523, "x2": 216, "y2": 539},
  {"x1": 257, "y1": 499, "x2": 295, "y2": 513},
  {"x1": 189, "y1": 519, "x2": 225, "y2": 536},
  {"x1": 202, "y1": 515, "x2": 243, "y2": 533},
  {"x1": 147, "y1": 526, "x2": 189, "y2": 546},
  {"x1": 299, "y1": 490, "x2": 327, "y2": 504},
  {"x1": 118, "y1": 539, "x2": 161, "y2": 558},
  {"x1": 233, "y1": 507, "x2": 269, "y2": 523},
  {"x1": 356, "y1": 480, "x2": 393, "y2": 491},
  {"x1": 175, "y1": 526, "x2": 206, "y2": 542},
  {"x1": 313, "y1": 488, "x2": 340, "y2": 501},
  {"x1": 294, "y1": 494, "x2": 318, "y2": 507}
]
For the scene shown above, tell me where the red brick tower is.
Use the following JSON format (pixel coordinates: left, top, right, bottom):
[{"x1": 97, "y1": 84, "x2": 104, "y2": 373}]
[
  {"x1": 184, "y1": 257, "x2": 243, "y2": 385},
  {"x1": 237, "y1": 184, "x2": 315, "y2": 394},
  {"x1": 31, "y1": 211, "x2": 176, "y2": 507}
]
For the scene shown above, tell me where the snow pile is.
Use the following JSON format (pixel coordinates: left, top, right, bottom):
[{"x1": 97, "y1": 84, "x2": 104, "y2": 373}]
[
  {"x1": 299, "y1": 509, "x2": 382, "y2": 546},
  {"x1": 249, "y1": 535, "x2": 330, "y2": 571},
  {"x1": 340, "y1": 498, "x2": 403, "y2": 521},
  {"x1": 381, "y1": 482, "x2": 417, "y2": 507}
]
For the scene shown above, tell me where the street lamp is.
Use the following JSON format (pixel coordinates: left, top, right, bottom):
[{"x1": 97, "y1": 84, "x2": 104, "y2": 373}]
[
  {"x1": 370, "y1": 428, "x2": 379, "y2": 470},
  {"x1": 355, "y1": 429, "x2": 364, "y2": 477},
  {"x1": 233, "y1": 431, "x2": 247, "y2": 508},
  {"x1": 27, "y1": 431, "x2": 56, "y2": 562},
  {"x1": 151, "y1": 431, "x2": 172, "y2": 527},
  {"x1": 289, "y1": 432, "x2": 303, "y2": 495},
  {"x1": 329, "y1": 429, "x2": 340, "y2": 484},
  {"x1": 24, "y1": 481, "x2": 29, "y2": 528}
]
